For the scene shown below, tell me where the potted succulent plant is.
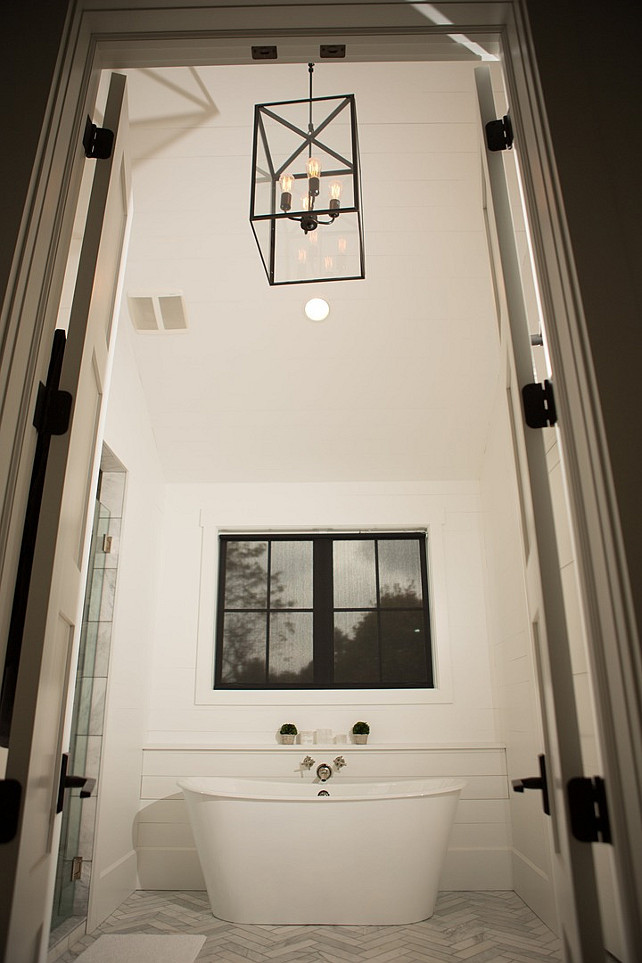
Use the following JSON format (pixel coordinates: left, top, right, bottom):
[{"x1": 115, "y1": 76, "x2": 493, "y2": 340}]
[
  {"x1": 279, "y1": 723, "x2": 298, "y2": 745},
  {"x1": 352, "y1": 721, "x2": 370, "y2": 744}
]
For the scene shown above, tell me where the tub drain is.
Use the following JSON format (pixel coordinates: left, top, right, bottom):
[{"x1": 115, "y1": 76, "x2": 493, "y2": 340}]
[{"x1": 317, "y1": 790, "x2": 330, "y2": 796}]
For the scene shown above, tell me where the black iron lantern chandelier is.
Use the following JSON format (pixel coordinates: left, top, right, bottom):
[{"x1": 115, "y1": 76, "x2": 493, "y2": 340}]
[{"x1": 250, "y1": 63, "x2": 365, "y2": 285}]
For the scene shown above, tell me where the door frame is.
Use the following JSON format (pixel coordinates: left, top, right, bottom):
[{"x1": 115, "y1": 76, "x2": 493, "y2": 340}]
[{"x1": 1, "y1": 0, "x2": 640, "y2": 951}]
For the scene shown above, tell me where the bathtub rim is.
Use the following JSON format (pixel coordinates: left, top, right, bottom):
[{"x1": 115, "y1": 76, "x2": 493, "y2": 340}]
[{"x1": 177, "y1": 775, "x2": 466, "y2": 803}]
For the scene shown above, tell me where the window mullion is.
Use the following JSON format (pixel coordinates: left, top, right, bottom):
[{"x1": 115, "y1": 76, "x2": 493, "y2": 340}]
[
  {"x1": 313, "y1": 538, "x2": 333, "y2": 685},
  {"x1": 265, "y1": 540, "x2": 271, "y2": 685},
  {"x1": 374, "y1": 539, "x2": 383, "y2": 685},
  {"x1": 420, "y1": 535, "x2": 434, "y2": 687},
  {"x1": 214, "y1": 538, "x2": 227, "y2": 686}
]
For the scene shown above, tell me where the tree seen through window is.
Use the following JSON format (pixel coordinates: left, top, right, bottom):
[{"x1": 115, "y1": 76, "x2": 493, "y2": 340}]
[{"x1": 215, "y1": 534, "x2": 433, "y2": 689}]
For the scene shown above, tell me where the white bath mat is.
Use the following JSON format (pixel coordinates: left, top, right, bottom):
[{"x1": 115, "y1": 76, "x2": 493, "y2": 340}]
[{"x1": 73, "y1": 934, "x2": 206, "y2": 963}]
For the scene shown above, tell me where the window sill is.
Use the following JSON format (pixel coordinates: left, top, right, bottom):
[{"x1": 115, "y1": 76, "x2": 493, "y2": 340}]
[{"x1": 194, "y1": 687, "x2": 454, "y2": 707}]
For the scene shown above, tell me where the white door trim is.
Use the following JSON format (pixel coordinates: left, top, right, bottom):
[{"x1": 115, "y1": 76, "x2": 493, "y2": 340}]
[{"x1": 1, "y1": 0, "x2": 640, "y2": 950}]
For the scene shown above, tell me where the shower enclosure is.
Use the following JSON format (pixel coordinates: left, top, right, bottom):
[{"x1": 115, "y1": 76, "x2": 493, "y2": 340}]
[{"x1": 50, "y1": 457, "x2": 126, "y2": 944}]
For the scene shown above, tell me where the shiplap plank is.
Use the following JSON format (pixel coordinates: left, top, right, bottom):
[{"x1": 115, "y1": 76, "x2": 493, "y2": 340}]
[{"x1": 142, "y1": 747, "x2": 507, "y2": 778}]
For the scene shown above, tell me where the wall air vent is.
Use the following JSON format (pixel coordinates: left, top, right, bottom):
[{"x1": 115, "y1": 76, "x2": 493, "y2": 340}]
[{"x1": 127, "y1": 293, "x2": 188, "y2": 332}]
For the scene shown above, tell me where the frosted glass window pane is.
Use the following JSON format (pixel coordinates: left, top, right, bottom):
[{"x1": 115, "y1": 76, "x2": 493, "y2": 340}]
[
  {"x1": 270, "y1": 541, "x2": 313, "y2": 608},
  {"x1": 224, "y1": 541, "x2": 268, "y2": 608},
  {"x1": 380, "y1": 611, "x2": 429, "y2": 685},
  {"x1": 333, "y1": 540, "x2": 376, "y2": 608},
  {"x1": 334, "y1": 611, "x2": 379, "y2": 685},
  {"x1": 378, "y1": 539, "x2": 423, "y2": 606},
  {"x1": 221, "y1": 612, "x2": 266, "y2": 683},
  {"x1": 216, "y1": 533, "x2": 432, "y2": 690},
  {"x1": 269, "y1": 612, "x2": 313, "y2": 682}
]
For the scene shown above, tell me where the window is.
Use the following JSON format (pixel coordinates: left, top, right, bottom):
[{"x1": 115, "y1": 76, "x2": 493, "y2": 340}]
[{"x1": 215, "y1": 533, "x2": 433, "y2": 689}]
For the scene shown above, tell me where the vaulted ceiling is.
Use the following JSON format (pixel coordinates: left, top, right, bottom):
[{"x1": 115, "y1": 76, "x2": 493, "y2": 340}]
[{"x1": 119, "y1": 58, "x2": 503, "y2": 483}]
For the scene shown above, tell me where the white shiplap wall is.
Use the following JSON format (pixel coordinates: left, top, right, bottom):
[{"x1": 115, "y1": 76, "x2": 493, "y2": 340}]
[{"x1": 136, "y1": 745, "x2": 510, "y2": 891}]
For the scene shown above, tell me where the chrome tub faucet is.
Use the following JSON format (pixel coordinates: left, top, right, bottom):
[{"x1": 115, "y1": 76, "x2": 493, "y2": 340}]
[
  {"x1": 333, "y1": 755, "x2": 347, "y2": 770},
  {"x1": 301, "y1": 755, "x2": 315, "y2": 769}
]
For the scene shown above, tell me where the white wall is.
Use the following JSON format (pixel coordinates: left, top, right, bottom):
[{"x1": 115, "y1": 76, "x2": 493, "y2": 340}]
[
  {"x1": 148, "y1": 480, "x2": 497, "y2": 746},
  {"x1": 134, "y1": 479, "x2": 512, "y2": 892},
  {"x1": 88, "y1": 319, "x2": 165, "y2": 930}
]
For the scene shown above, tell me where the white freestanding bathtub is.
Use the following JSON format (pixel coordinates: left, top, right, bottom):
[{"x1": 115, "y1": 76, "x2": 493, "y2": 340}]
[{"x1": 177, "y1": 775, "x2": 465, "y2": 925}]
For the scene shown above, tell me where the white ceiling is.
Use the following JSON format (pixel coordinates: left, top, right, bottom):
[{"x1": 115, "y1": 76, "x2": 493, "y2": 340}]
[{"x1": 119, "y1": 59, "x2": 502, "y2": 483}]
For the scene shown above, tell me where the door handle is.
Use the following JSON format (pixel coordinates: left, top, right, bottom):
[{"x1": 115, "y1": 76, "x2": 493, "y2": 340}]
[
  {"x1": 56, "y1": 753, "x2": 96, "y2": 814},
  {"x1": 64, "y1": 774, "x2": 96, "y2": 796},
  {"x1": 0, "y1": 330, "x2": 70, "y2": 747},
  {"x1": 511, "y1": 753, "x2": 550, "y2": 815}
]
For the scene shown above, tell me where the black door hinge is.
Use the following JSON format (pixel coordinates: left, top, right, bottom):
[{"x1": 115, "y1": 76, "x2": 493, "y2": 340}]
[
  {"x1": 522, "y1": 379, "x2": 557, "y2": 428},
  {"x1": 567, "y1": 776, "x2": 612, "y2": 844},
  {"x1": 32, "y1": 329, "x2": 71, "y2": 437},
  {"x1": 33, "y1": 381, "x2": 72, "y2": 437},
  {"x1": 485, "y1": 113, "x2": 513, "y2": 151},
  {"x1": 83, "y1": 115, "x2": 114, "y2": 159},
  {"x1": 0, "y1": 779, "x2": 22, "y2": 844}
]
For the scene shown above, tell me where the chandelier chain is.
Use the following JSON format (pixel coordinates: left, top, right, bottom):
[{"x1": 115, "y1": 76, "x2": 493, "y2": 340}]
[{"x1": 308, "y1": 63, "x2": 315, "y2": 149}]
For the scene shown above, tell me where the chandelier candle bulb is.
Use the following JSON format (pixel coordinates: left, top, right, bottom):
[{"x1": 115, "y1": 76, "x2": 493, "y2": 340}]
[
  {"x1": 306, "y1": 156, "x2": 321, "y2": 196},
  {"x1": 279, "y1": 173, "x2": 293, "y2": 212},
  {"x1": 329, "y1": 182, "x2": 342, "y2": 215}
]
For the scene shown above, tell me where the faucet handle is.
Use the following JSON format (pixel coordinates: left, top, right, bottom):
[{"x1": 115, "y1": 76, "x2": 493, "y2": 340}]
[
  {"x1": 301, "y1": 755, "x2": 315, "y2": 769},
  {"x1": 333, "y1": 755, "x2": 346, "y2": 769}
]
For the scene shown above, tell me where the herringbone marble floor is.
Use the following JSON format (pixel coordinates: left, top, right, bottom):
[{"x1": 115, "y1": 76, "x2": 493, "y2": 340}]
[{"x1": 58, "y1": 890, "x2": 561, "y2": 962}]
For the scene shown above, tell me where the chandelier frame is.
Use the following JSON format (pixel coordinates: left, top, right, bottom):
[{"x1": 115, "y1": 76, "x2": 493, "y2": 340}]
[{"x1": 250, "y1": 78, "x2": 365, "y2": 286}]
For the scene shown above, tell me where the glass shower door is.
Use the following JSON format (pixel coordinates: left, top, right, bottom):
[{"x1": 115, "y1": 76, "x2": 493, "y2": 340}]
[{"x1": 50, "y1": 492, "x2": 113, "y2": 933}]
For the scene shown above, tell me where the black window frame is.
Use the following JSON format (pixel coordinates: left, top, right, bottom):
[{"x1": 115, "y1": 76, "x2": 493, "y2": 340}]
[{"x1": 214, "y1": 532, "x2": 434, "y2": 690}]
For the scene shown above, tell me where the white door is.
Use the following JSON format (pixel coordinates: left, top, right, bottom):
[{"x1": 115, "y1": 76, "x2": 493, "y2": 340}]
[
  {"x1": 474, "y1": 66, "x2": 606, "y2": 961},
  {"x1": 1, "y1": 72, "x2": 130, "y2": 963}
]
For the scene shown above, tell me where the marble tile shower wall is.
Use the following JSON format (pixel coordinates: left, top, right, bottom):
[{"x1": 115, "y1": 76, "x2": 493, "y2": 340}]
[{"x1": 73, "y1": 471, "x2": 125, "y2": 917}]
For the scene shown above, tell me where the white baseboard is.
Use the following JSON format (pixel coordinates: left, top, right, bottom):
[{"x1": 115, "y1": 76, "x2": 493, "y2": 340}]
[
  {"x1": 87, "y1": 849, "x2": 138, "y2": 933},
  {"x1": 512, "y1": 848, "x2": 558, "y2": 932},
  {"x1": 48, "y1": 919, "x2": 86, "y2": 963}
]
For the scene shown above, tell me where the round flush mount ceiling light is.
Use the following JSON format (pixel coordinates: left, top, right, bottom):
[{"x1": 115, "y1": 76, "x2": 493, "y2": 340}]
[{"x1": 305, "y1": 298, "x2": 330, "y2": 322}]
